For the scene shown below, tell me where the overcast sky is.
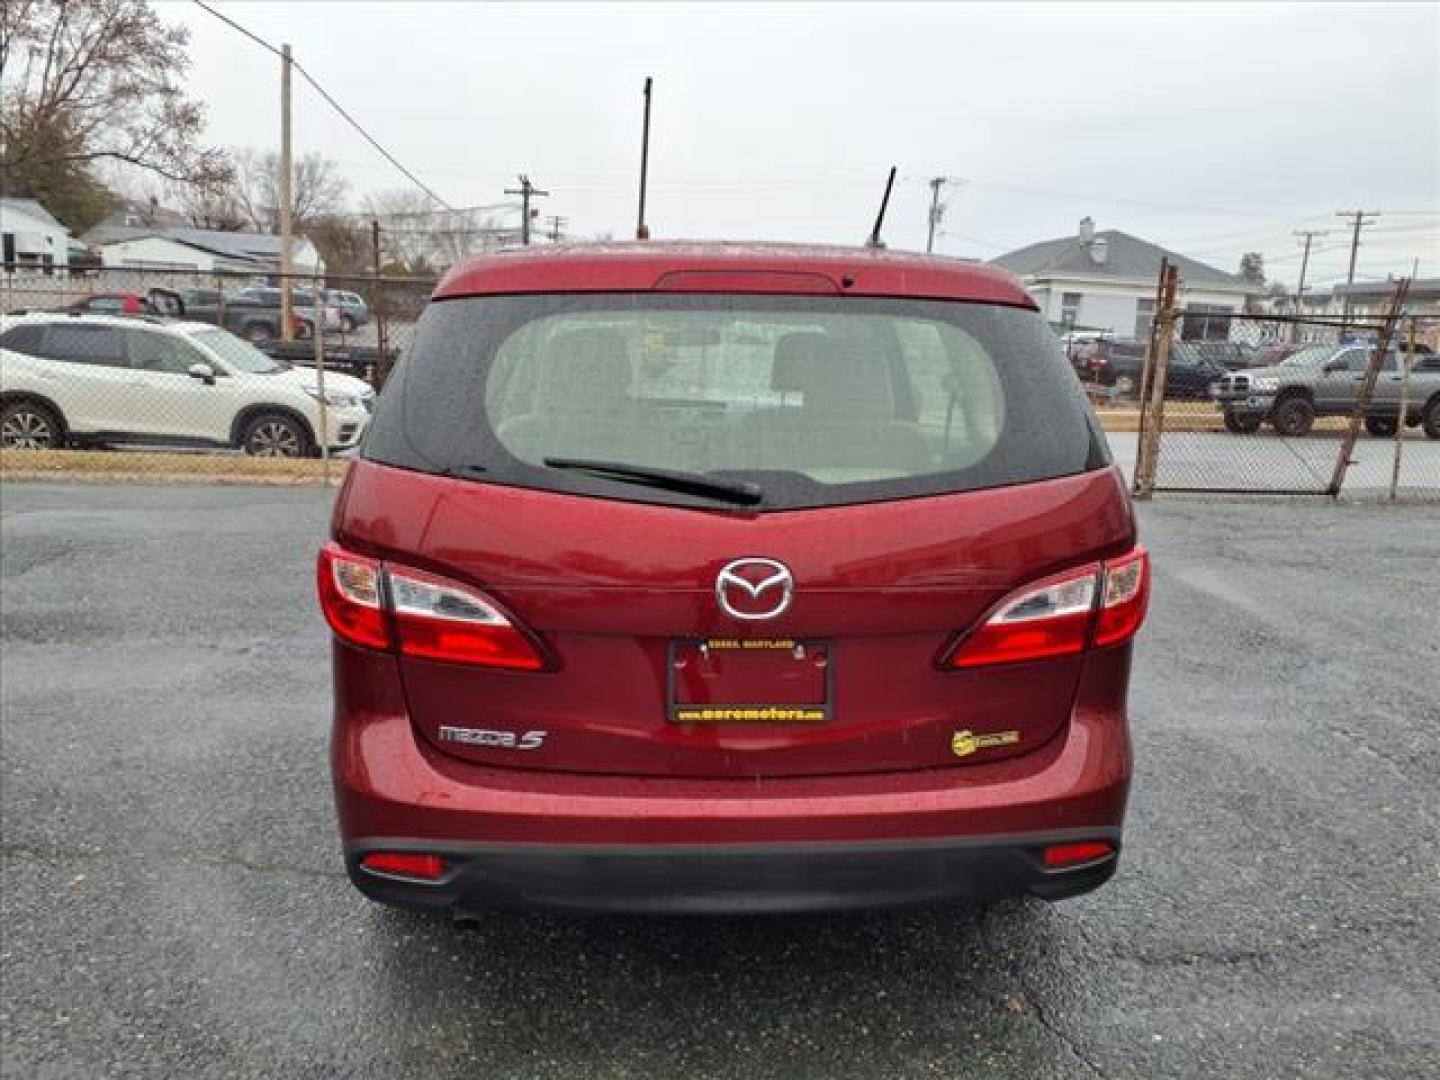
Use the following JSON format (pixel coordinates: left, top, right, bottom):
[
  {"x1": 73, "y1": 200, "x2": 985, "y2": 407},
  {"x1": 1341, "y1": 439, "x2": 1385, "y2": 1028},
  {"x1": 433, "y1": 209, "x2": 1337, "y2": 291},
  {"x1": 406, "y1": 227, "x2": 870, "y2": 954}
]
[{"x1": 165, "y1": 1, "x2": 1438, "y2": 287}]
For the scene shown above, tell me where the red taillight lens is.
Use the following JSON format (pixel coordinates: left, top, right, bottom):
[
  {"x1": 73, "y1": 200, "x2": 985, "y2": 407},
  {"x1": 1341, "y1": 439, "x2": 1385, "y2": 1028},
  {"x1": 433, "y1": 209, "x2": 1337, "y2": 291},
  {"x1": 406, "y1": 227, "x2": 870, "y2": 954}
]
[
  {"x1": 1094, "y1": 546, "x2": 1149, "y2": 647},
  {"x1": 360, "y1": 852, "x2": 446, "y2": 880},
  {"x1": 1042, "y1": 841, "x2": 1115, "y2": 868},
  {"x1": 948, "y1": 565, "x2": 1099, "y2": 668},
  {"x1": 317, "y1": 543, "x2": 389, "y2": 650},
  {"x1": 316, "y1": 542, "x2": 545, "y2": 670},
  {"x1": 946, "y1": 546, "x2": 1149, "y2": 668},
  {"x1": 387, "y1": 565, "x2": 544, "y2": 671}
]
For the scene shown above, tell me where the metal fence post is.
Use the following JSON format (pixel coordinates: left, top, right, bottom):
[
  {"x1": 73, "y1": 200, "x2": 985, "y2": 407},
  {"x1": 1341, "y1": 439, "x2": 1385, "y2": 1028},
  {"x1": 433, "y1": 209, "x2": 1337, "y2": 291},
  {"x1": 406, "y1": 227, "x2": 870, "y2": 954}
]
[
  {"x1": 1389, "y1": 316, "x2": 1418, "y2": 501},
  {"x1": 1327, "y1": 278, "x2": 1409, "y2": 499},
  {"x1": 313, "y1": 273, "x2": 331, "y2": 488},
  {"x1": 1133, "y1": 262, "x2": 1180, "y2": 500}
]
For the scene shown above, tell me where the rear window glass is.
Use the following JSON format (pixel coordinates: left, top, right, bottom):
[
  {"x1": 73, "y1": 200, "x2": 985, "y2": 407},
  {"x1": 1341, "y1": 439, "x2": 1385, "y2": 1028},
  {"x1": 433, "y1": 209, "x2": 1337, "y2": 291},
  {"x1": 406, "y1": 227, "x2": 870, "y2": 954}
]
[{"x1": 365, "y1": 294, "x2": 1107, "y2": 511}]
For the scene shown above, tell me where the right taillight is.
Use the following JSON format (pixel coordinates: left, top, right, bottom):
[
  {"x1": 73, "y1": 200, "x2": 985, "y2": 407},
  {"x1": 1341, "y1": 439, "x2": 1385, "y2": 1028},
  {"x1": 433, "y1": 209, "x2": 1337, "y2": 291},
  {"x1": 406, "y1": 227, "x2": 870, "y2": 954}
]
[
  {"x1": 317, "y1": 542, "x2": 546, "y2": 670},
  {"x1": 1093, "y1": 546, "x2": 1149, "y2": 647},
  {"x1": 945, "y1": 546, "x2": 1148, "y2": 668}
]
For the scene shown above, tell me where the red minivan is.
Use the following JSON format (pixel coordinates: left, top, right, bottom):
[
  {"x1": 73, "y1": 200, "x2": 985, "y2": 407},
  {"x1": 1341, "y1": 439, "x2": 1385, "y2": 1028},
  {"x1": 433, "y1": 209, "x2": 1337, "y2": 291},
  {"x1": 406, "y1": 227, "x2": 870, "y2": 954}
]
[{"x1": 319, "y1": 242, "x2": 1147, "y2": 915}]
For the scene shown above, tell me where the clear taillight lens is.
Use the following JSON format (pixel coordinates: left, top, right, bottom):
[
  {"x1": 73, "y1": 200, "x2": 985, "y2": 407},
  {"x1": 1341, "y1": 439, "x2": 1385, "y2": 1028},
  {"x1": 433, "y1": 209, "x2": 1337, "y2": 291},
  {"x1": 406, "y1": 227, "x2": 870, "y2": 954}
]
[
  {"x1": 316, "y1": 542, "x2": 545, "y2": 670},
  {"x1": 946, "y1": 545, "x2": 1149, "y2": 668},
  {"x1": 948, "y1": 564, "x2": 1100, "y2": 668},
  {"x1": 1094, "y1": 546, "x2": 1149, "y2": 647},
  {"x1": 387, "y1": 565, "x2": 544, "y2": 670},
  {"x1": 317, "y1": 544, "x2": 388, "y2": 650}
]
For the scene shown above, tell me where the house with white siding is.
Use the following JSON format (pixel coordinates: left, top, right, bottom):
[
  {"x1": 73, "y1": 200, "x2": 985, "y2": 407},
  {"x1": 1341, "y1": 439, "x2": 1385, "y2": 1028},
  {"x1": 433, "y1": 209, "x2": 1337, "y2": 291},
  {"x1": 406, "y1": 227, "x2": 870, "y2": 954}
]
[
  {"x1": 83, "y1": 224, "x2": 323, "y2": 276},
  {"x1": 0, "y1": 198, "x2": 72, "y2": 274},
  {"x1": 991, "y1": 218, "x2": 1257, "y2": 341}
]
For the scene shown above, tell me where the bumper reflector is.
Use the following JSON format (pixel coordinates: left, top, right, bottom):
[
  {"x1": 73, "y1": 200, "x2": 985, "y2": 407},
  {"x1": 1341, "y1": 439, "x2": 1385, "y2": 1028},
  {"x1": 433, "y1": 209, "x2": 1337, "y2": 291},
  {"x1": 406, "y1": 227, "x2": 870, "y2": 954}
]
[
  {"x1": 1041, "y1": 841, "x2": 1115, "y2": 868},
  {"x1": 360, "y1": 852, "x2": 446, "y2": 881}
]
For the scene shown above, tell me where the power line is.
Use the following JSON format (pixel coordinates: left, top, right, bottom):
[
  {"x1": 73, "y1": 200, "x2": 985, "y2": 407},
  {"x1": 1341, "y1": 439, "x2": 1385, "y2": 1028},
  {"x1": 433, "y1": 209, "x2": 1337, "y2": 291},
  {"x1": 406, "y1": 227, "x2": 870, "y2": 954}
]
[{"x1": 191, "y1": 1, "x2": 453, "y2": 211}]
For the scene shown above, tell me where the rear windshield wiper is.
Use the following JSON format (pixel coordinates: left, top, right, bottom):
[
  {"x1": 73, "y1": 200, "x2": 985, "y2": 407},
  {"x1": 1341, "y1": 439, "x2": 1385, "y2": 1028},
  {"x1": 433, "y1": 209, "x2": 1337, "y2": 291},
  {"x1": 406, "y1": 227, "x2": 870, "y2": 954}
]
[{"x1": 543, "y1": 457, "x2": 763, "y2": 506}]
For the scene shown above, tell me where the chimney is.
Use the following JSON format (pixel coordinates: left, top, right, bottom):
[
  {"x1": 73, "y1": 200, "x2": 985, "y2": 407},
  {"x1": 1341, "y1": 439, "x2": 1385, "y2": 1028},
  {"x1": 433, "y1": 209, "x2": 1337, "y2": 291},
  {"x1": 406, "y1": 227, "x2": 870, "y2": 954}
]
[
  {"x1": 1078, "y1": 216, "x2": 1095, "y2": 244},
  {"x1": 1090, "y1": 236, "x2": 1109, "y2": 266}
]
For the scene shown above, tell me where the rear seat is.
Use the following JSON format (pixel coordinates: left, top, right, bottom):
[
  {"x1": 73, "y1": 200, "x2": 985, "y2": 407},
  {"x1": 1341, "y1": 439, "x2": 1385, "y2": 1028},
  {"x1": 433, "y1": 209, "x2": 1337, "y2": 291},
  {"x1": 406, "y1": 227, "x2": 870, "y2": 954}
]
[{"x1": 737, "y1": 334, "x2": 931, "y2": 475}]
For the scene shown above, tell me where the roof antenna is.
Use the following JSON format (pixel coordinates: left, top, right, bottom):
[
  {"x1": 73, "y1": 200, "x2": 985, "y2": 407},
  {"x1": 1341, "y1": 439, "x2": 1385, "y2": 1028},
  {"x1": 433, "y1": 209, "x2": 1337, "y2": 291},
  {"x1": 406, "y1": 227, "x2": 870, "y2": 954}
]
[
  {"x1": 866, "y1": 166, "x2": 897, "y2": 249},
  {"x1": 636, "y1": 76, "x2": 653, "y2": 240}
]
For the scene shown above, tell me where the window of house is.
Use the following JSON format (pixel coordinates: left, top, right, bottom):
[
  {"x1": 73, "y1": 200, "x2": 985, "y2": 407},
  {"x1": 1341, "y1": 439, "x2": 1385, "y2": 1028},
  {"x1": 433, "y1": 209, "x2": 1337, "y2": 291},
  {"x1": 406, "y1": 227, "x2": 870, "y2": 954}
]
[
  {"x1": 1060, "y1": 292, "x2": 1082, "y2": 328},
  {"x1": 1134, "y1": 298, "x2": 1155, "y2": 341},
  {"x1": 1181, "y1": 304, "x2": 1234, "y2": 342}
]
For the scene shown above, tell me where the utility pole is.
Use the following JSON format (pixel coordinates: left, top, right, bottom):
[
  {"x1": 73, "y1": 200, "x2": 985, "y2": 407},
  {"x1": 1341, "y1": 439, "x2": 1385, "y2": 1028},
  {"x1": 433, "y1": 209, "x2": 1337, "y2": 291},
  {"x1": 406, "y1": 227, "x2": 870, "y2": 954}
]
[
  {"x1": 1336, "y1": 209, "x2": 1380, "y2": 330},
  {"x1": 279, "y1": 43, "x2": 294, "y2": 341},
  {"x1": 546, "y1": 215, "x2": 568, "y2": 243},
  {"x1": 925, "y1": 177, "x2": 946, "y2": 254},
  {"x1": 505, "y1": 175, "x2": 549, "y2": 245},
  {"x1": 1292, "y1": 229, "x2": 1326, "y2": 342}
]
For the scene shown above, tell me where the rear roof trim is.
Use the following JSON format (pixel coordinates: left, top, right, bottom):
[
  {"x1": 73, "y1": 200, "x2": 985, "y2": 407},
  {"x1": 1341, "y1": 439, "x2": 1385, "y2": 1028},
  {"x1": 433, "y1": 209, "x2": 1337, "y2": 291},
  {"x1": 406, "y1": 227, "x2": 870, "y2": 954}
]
[{"x1": 434, "y1": 241, "x2": 1037, "y2": 308}]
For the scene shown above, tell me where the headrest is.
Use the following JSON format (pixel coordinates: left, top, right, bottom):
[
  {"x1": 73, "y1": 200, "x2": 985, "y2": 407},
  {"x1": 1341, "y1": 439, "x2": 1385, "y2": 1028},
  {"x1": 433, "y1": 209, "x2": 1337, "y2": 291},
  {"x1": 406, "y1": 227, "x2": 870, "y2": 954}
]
[
  {"x1": 546, "y1": 328, "x2": 631, "y2": 408},
  {"x1": 771, "y1": 331, "x2": 829, "y2": 391}
]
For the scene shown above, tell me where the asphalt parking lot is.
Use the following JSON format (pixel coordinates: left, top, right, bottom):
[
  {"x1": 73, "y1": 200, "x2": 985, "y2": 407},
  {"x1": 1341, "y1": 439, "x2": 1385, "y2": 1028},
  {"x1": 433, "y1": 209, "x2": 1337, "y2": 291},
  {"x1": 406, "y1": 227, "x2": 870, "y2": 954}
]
[{"x1": 2, "y1": 482, "x2": 1437, "y2": 1079}]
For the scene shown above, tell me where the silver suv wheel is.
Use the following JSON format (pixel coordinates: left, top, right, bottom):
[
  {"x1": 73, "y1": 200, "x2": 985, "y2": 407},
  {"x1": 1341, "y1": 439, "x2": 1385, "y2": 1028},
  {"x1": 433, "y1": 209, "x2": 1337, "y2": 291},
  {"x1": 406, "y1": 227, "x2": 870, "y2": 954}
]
[{"x1": 1, "y1": 404, "x2": 61, "y2": 449}]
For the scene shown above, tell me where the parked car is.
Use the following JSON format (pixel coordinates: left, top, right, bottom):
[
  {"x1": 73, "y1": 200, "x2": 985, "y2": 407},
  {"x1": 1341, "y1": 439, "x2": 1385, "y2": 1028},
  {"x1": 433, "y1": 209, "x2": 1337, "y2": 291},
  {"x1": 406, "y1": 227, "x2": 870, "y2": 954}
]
[
  {"x1": 1177, "y1": 340, "x2": 1257, "y2": 371},
  {"x1": 1083, "y1": 340, "x2": 1227, "y2": 400},
  {"x1": 236, "y1": 286, "x2": 342, "y2": 334},
  {"x1": 325, "y1": 289, "x2": 370, "y2": 332},
  {"x1": 1209, "y1": 343, "x2": 1440, "y2": 436},
  {"x1": 1248, "y1": 342, "x2": 1300, "y2": 368},
  {"x1": 0, "y1": 313, "x2": 373, "y2": 455},
  {"x1": 174, "y1": 287, "x2": 308, "y2": 343},
  {"x1": 56, "y1": 292, "x2": 154, "y2": 316},
  {"x1": 1083, "y1": 339, "x2": 1148, "y2": 394},
  {"x1": 319, "y1": 242, "x2": 1149, "y2": 917}
]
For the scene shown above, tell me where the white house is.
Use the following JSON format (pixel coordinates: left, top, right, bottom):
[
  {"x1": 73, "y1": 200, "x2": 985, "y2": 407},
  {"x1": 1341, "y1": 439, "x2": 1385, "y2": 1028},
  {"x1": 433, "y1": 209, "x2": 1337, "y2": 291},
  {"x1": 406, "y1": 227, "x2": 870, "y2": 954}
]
[
  {"x1": 83, "y1": 225, "x2": 324, "y2": 276},
  {"x1": 991, "y1": 218, "x2": 1257, "y2": 341},
  {"x1": 0, "y1": 197, "x2": 72, "y2": 274}
]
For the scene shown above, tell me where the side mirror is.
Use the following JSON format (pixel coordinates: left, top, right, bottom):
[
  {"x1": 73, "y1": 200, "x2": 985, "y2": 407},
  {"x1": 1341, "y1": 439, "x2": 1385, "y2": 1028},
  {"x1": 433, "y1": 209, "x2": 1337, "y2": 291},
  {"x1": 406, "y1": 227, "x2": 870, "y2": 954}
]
[
  {"x1": 188, "y1": 362, "x2": 217, "y2": 385},
  {"x1": 1321, "y1": 360, "x2": 1344, "y2": 374}
]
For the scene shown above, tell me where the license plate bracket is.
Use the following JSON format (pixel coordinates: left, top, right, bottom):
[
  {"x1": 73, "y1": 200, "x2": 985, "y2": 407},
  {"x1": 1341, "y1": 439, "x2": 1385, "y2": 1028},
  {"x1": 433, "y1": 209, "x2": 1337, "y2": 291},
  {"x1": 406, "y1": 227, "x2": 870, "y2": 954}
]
[{"x1": 667, "y1": 638, "x2": 832, "y2": 724}]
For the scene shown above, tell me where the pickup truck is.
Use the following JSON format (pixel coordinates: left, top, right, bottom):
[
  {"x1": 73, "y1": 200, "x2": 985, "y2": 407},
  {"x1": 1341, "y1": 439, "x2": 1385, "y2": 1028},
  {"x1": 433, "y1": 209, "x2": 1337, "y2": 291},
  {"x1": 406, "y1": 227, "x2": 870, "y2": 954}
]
[
  {"x1": 1210, "y1": 343, "x2": 1440, "y2": 437},
  {"x1": 163, "y1": 288, "x2": 307, "y2": 344}
]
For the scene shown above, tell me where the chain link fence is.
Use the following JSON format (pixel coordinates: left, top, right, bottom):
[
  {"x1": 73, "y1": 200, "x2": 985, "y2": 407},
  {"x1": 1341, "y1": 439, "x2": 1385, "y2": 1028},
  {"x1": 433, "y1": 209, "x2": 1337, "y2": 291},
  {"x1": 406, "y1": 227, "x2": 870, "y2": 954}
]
[
  {"x1": 3, "y1": 264, "x2": 1437, "y2": 500},
  {"x1": 1, "y1": 265, "x2": 434, "y2": 482},
  {"x1": 1116, "y1": 305, "x2": 1440, "y2": 501}
]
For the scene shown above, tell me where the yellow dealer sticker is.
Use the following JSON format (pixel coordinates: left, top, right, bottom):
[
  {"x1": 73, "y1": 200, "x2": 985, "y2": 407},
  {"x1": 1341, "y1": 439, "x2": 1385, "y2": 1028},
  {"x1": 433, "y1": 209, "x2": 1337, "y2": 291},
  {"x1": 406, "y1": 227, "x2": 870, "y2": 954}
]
[{"x1": 951, "y1": 729, "x2": 1021, "y2": 758}]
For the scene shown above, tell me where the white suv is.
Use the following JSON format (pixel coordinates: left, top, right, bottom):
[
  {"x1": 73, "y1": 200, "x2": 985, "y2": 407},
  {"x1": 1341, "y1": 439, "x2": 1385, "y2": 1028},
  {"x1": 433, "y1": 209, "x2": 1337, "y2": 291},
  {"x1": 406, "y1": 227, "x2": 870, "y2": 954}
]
[{"x1": 0, "y1": 314, "x2": 374, "y2": 456}]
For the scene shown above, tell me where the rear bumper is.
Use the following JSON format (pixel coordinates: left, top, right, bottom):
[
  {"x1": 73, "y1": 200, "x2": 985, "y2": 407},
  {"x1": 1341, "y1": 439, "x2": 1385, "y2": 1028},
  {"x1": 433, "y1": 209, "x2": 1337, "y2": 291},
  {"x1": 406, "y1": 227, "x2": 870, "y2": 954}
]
[
  {"x1": 332, "y1": 643, "x2": 1132, "y2": 915},
  {"x1": 345, "y1": 830, "x2": 1120, "y2": 916}
]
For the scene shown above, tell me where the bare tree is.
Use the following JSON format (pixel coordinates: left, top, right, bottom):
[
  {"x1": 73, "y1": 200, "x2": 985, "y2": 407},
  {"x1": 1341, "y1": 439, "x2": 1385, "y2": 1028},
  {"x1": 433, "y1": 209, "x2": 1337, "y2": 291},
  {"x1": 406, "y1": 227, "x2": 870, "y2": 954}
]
[
  {"x1": 1, "y1": 0, "x2": 229, "y2": 231},
  {"x1": 366, "y1": 189, "x2": 517, "y2": 273},
  {"x1": 226, "y1": 149, "x2": 350, "y2": 233}
]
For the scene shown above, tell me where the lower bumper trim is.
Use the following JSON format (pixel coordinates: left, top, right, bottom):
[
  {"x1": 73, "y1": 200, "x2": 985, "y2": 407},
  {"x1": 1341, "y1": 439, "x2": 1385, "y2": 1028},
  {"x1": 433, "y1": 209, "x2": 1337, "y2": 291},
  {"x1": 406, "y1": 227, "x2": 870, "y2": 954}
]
[{"x1": 345, "y1": 829, "x2": 1121, "y2": 917}]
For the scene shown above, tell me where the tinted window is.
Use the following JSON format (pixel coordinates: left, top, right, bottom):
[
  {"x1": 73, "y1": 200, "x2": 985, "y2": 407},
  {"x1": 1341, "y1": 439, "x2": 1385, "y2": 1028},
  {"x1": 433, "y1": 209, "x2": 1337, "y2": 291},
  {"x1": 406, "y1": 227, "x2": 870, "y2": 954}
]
[
  {"x1": 0, "y1": 325, "x2": 47, "y2": 356},
  {"x1": 127, "y1": 330, "x2": 205, "y2": 374},
  {"x1": 39, "y1": 325, "x2": 125, "y2": 366},
  {"x1": 366, "y1": 294, "x2": 1107, "y2": 511}
]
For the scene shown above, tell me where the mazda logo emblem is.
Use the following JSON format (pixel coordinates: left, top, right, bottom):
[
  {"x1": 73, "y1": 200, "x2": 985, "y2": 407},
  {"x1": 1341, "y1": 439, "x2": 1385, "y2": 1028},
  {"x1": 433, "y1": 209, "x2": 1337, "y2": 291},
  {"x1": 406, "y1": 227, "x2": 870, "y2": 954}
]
[{"x1": 715, "y1": 558, "x2": 794, "y2": 621}]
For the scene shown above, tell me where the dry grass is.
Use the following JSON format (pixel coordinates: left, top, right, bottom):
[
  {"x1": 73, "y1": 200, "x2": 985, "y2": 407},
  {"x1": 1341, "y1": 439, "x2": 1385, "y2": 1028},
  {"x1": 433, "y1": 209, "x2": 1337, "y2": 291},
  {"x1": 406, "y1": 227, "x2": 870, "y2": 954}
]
[{"x1": 0, "y1": 449, "x2": 350, "y2": 486}]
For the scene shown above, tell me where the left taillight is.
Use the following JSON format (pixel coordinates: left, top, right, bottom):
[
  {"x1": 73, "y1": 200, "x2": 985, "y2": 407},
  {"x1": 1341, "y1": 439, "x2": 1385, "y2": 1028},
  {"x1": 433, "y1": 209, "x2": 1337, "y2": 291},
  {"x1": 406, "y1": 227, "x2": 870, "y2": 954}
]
[
  {"x1": 317, "y1": 544, "x2": 388, "y2": 650},
  {"x1": 317, "y1": 542, "x2": 545, "y2": 671},
  {"x1": 945, "y1": 546, "x2": 1149, "y2": 669}
]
